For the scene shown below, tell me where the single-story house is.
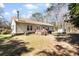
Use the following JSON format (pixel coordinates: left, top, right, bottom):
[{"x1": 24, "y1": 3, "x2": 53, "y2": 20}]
[{"x1": 11, "y1": 16, "x2": 53, "y2": 34}]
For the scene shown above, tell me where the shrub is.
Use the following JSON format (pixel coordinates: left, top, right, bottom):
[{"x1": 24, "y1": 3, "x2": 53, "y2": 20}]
[{"x1": 1, "y1": 29, "x2": 11, "y2": 34}]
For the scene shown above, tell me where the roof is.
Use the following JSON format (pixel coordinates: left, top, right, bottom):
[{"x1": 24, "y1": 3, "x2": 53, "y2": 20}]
[{"x1": 12, "y1": 16, "x2": 53, "y2": 26}]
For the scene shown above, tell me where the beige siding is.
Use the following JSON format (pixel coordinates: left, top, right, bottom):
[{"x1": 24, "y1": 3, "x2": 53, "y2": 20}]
[
  {"x1": 16, "y1": 23, "x2": 53, "y2": 34},
  {"x1": 16, "y1": 23, "x2": 41, "y2": 33},
  {"x1": 16, "y1": 23, "x2": 27, "y2": 33}
]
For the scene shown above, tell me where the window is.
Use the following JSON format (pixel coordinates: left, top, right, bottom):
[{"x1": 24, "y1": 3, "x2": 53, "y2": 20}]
[
  {"x1": 27, "y1": 25, "x2": 32, "y2": 31},
  {"x1": 30, "y1": 26, "x2": 32, "y2": 30},
  {"x1": 27, "y1": 25, "x2": 29, "y2": 31}
]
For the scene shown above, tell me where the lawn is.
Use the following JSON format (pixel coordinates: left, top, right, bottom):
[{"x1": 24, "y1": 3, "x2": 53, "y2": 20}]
[
  {"x1": 12, "y1": 34, "x2": 54, "y2": 49},
  {"x1": 11, "y1": 34, "x2": 56, "y2": 55},
  {"x1": 0, "y1": 34, "x2": 78, "y2": 56},
  {"x1": 0, "y1": 34, "x2": 60, "y2": 56},
  {"x1": 0, "y1": 34, "x2": 12, "y2": 40}
]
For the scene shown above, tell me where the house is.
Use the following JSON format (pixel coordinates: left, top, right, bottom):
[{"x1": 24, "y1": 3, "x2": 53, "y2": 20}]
[{"x1": 11, "y1": 16, "x2": 53, "y2": 35}]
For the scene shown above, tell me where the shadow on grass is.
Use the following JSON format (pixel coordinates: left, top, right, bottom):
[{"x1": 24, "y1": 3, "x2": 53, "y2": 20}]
[
  {"x1": 55, "y1": 34, "x2": 70, "y2": 42},
  {"x1": 0, "y1": 35, "x2": 13, "y2": 44},
  {"x1": 35, "y1": 50, "x2": 53, "y2": 56},
  {"x1": 55, "y1": 33, "x2": 79, "y2": 45},
  {"x1": 68, "y1": 33, "x2": 79, "y2": 45},
  {"x1": 35, "y1": 44, "x2": 78, "y2": 56},
  {"x1": 0, "y1": 39, "x2": 34, "y2": 56}
]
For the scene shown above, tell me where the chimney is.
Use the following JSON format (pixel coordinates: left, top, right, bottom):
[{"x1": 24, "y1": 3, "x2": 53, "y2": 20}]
[{"x1": 17, "y1": 10, "x2": 19, "y2": 20}]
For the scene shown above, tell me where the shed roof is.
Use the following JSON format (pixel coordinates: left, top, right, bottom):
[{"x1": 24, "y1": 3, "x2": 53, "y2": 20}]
[{"x1": 12, "y1": 16, "x2": 53, "y2": 26}]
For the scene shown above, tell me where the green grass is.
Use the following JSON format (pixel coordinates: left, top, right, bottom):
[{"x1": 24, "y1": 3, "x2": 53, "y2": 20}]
[{"x1": 0, "y1": 34, "x2": 12, "y2": 40}]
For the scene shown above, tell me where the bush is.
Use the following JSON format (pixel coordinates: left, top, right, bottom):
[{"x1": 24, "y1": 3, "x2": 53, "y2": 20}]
[{"x1": 1, "y1": 29, "x2": 11, "y2": 34}]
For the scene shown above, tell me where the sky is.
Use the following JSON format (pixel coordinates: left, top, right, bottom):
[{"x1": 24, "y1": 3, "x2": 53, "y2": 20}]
[
  {"x1": 0, "y1": 3, "x2": 50, "y2": 21},
  {"x1": 0, "y1": 3, "x2": 68, "y2": 22}
]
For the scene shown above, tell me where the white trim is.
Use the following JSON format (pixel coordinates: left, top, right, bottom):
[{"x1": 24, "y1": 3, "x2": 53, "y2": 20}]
[{"x1": 11, "y1": 19, "x2": 16, "y2": 34}]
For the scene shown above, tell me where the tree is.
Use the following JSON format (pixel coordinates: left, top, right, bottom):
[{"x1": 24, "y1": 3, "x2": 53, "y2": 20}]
[
  {"x1": 45, "y1": 3, "x2": 67, "y2": 23},
  {"x1": 31, "y1": 12, "x2": 43, "y2": 22},
  {"x1": 0, "y1": 7, "x2": 4, "y2": 28},
  {"x1": 0, "y1": 7, "x2": 11, "y2": 34},
  {"x1": 68, "y1": 3, "x2": 79, "y2": 27}
]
